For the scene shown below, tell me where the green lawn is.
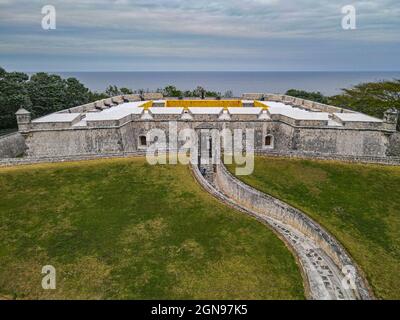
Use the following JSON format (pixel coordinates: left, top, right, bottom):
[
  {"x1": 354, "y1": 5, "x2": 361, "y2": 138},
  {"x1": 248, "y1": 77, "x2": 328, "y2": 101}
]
[
  {"x1": 228, "y1": 156, "x2": 400, "y2": 299},
  {"x1": 0, "y1": 158, "x2": 304, "y2": 300}
]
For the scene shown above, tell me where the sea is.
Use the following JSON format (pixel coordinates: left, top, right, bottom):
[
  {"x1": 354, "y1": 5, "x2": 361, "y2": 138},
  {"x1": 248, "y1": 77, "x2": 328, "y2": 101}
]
[{"x1": 52, "y1": 71, "x2": 400, "y2": 96}]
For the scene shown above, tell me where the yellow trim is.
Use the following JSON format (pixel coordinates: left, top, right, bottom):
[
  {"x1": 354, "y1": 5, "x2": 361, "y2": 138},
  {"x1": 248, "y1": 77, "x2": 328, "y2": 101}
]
[
  {"x1": 141, "y1": 101, "x2": 153, "y2": 110},
  {"x1": 254, "y1": 100, "x2": 270, "y2": 110},
  {"x1": 165, "y1": 100, "x2": 243, "y2": 109}
]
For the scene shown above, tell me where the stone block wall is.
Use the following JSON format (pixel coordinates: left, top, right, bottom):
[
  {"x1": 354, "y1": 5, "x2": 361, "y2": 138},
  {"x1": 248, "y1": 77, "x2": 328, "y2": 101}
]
[
  {"x1": 22, "y1": 118, "x2": 394, "y2": 158},
  {"x1": 388, "y1": 132, "x2": 400, "y2": 156},
  {"x1": 0, "y1": 132, "x2": 27, "y2": 158},
  {"x1": 24, "y1": 128, "x2": 123, "y2": 157},
  {"x1": 294, "y1": 128, "x2": 388, "y2": 157}
]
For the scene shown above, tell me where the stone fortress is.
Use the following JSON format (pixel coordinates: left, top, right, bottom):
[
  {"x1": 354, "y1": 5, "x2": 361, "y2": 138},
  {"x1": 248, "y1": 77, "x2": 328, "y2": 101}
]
[
  {"x1": 3, "y1": 92, "x2": 398, "y2": 300},
  {"x1": 11, "y1": 92, "x2": 400, "y2": 160}
]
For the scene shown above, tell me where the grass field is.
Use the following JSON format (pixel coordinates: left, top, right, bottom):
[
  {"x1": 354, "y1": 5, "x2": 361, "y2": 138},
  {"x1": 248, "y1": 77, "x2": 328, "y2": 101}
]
[
  {"x1": 0, "y1": 158, "x2": 304, "y2": 300},
  {"x1": 228, "y1": 157, "x2": 400, "y2": 299}
]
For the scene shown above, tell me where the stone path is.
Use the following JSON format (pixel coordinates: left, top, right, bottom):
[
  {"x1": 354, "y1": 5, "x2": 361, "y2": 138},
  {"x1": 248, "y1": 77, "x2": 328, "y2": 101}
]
[
  {"x1": 268, "y1": 218, "x2": 354, "y2": 299},
  {"x1": 190, "y1": 164, "x2": 369, "y2": 300}
]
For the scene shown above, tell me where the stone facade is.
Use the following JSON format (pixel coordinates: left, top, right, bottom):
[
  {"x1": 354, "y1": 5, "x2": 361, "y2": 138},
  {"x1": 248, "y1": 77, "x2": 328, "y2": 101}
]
[{"x1": 12, "y1": 93, "x2": 400, "y2": 160}]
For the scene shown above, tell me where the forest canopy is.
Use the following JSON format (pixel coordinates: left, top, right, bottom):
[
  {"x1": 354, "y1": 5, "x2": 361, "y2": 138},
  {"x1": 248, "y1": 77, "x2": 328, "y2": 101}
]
[{"x1": 0, "y1": 67, "x2": 398, "y2": 130}]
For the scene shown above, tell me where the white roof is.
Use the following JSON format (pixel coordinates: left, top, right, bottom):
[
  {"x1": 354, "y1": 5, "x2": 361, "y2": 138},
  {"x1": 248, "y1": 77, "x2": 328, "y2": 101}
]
[
  {"x1": 151, "y1": 107, "x2": 183, "y2": 114},
  {"x1": 228, "y1": 107, "x2": 263, "y2": 114},
  {"x1": 333, "y1": 113, "x2": 383, "y2": 123},
  {"x1": 32, "y1": 113, "x2": 81, "y2": 123},
  {"x1": 189, "y1": 107, "x2": 223, "y2": 114},
  {"x1": 261, "y1": 101, "x2": 330, "y2": 121},
  {"x1": 85, "y1": 102, "x2": 145, "y2": 121},
  {"x1": 33, "y1": 100, "x2": 382, "y2": 127}
]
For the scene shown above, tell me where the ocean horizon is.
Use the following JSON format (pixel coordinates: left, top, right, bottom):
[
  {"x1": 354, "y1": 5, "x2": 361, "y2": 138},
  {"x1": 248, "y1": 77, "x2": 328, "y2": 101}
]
[{"x1": 38, "y1": 71, "x2": 400, "y2": 96}]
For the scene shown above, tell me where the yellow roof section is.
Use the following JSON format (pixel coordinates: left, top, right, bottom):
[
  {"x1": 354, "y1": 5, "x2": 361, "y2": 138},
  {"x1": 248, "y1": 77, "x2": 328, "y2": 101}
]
[
  {"x1": 142, "y1": 101, "x2": 153, "y2": 110},
  {"x1": 254, "y1": 100, "x2": 270, "y2": 110},
  {"x1": 139, "y1": 100, "x2": 269, "y2": 110},
  {"x1": 166, "y1": 100, "x2": 243, "y2": 109}
]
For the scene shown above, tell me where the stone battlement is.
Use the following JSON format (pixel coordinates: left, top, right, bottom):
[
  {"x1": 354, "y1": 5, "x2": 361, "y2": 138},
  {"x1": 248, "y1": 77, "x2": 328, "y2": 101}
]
[{"x1": 9, "y1": 92, "x2": 399, "y2": 159}]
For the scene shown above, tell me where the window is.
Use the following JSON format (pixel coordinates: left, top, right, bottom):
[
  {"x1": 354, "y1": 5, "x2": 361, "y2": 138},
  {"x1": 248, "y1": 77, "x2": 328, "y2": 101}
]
[
  {"x1": 139, "y1": 135, "x2": 147, "y2": 147},
  {"x1": 264, "y1": 135, "x2": 274, "y2": 149}
]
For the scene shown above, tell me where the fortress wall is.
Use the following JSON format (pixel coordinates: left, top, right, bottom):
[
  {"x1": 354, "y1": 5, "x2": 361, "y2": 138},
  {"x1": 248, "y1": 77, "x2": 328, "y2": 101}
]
[
  {"x1": 262, "y1": 93, "x2": 352, "y2": 113},
  {"x1": 22, "y1": 119, "x2": 391, "y2": 158},
  {"x1": 311, "y1": 102, "x2": 346, "y2": 113},
  {"x1": 0, "y1": 132, "x2": 27, "y2": 158},
  {"x1": 223, "y1": 121, "x2": 294, "y2": 152},
  {"x1": 388, "y1": 132, "x2": 400, "y2": 156},
  {"x1": 24, "y1": 128, "x2": 122, "y2": 157},
  {"x1": 295, "y1": 128, "x2": 388, "y2": 157},
  {"x1": 230, "y1": 114, "x2": 259, "y2": 121},
  {"x1": 341, "y1": 122, "x2": 383, "y2": 130},
  {"x1": 296, "y1": 120, "x2": 328, "y2": 127},
  {"x1": 191, "y1": 114, "x2": 220, "y2": 122},
  {"x1": 87, "y1": 119, "x2": 121, "y2": 127},
  {"x1": 152, "y1": 114, "x2": 185, "y2": 121},
  {"x1": 63, "y1": 102, "x2": 96, "y2": 114},
  {"x1": 31, "y1": 122, "x2": 79, "y2": 130}
]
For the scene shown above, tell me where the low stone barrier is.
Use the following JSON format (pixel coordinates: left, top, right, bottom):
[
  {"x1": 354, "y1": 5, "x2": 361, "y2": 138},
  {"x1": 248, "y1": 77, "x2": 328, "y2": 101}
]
[
  {"x1": 255, "y1": 150, "x2": 400, "y2": 166},
  {"x1": 0, "y1": 132, "x2": 27, "y2": 159},
  {"x1": 0, "y1": 151, "x2": 146, "y2": 167},
  {"x1": 214, "y1": 164, "x2": 373, "y2": 300}
]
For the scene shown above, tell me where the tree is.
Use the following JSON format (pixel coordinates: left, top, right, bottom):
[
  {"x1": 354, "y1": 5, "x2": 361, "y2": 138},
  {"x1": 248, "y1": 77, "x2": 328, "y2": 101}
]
[
  {"x1": 0, "y1": 67, "x2": 95, "y2": 128},
  {"x1": 163, "y1": 85, "x2": 182, "y2": 97},
  {"x1": 329, "y1": 80, "x2": 400, "y2": 129},
  {"x1": 0, "y1": 67, "x2": 6, "y2": 77},
  {"x1": 120, "y1": 87, "x2": 133, "y2": 95},
  {"x1": 193, "y1": 86, "x2": 205, "y2": 98},
  {"x1": 65, "y1": 77, "x2": 90, "y2": 109},
  {"x1": 88, "y1": 91, "x2": 108, "y2": 101},
  {"x1": 105, "y1": 85, "x2": 121, "y2": 97},
  {"x1": 224, "y1": 90, "x2": 234, "y2": 98},
  {"x1": 0, "y1": 69, "x2": 31, "y2": 129},
  {"x1": 26, "y1": 73, "x2": 68, "y2": 117},
  {"x1": 285, "y1": 89, "x2": 328, "y2": 104}
]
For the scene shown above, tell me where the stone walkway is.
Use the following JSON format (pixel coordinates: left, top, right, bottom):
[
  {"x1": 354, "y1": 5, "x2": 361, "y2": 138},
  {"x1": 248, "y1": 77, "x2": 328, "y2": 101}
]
[
  {"x1": 191, "y1": 164, "x2": 372, "y2": 300},
  {"x1": 268, "y1": 218, "x2": 354, "y2": 299}
]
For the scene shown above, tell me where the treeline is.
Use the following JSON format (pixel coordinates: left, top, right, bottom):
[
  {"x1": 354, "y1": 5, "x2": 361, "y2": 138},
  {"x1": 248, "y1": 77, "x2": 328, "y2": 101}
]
[
  {"x1": 286, "y1": 81, "x2": 400, "y2": 125},
  {"x1": 1, "y1": 66, "x2": 399, "y2": 130},
  {"x1": 0, "y1": 67, "x2": 95, "y2": 129},
  {"x1": 156, "y1": 85, "x2": 232, "y2": 99},
  {"x1": 0, "y1": 67, "x2": 227, "y2": 130}
]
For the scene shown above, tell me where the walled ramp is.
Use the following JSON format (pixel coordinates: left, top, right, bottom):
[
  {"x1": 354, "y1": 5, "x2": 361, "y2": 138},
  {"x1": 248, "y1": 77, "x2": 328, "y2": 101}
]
[{"x1": 191, "y1": 163, "x2": 374, "y2": 300}]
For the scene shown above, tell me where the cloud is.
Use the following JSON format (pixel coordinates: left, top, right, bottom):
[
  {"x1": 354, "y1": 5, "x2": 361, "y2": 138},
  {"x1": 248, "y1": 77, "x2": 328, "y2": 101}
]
[{"x1": 0, "y1": 0, "x2": 399, "y2": 70}]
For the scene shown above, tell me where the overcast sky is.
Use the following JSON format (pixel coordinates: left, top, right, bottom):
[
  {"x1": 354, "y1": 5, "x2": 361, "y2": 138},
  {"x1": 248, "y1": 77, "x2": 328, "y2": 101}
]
[{"x1": 0, "y1": 0, "x2": 399, "y2": 71}]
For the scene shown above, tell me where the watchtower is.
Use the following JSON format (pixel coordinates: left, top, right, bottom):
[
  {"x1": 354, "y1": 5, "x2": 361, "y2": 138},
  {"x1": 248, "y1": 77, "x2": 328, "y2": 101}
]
[
  {"x1": 383, "y1": 108, "x2": 399, "y2": 131},
  {"x1": 15, "y1": 108, "x2": 31, "y2": 133}
]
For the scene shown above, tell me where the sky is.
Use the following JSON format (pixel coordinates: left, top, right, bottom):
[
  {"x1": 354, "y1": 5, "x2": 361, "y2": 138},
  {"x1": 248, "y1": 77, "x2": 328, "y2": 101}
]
[{"x1": 0, "y1": 0, "x2": 399, "y2": 72}]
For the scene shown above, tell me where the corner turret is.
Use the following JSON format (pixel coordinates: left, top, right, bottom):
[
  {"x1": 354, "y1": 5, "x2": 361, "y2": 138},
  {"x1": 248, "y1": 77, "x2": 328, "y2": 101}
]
[
  {"x1": 383, "y1": 108, "x2": 399, "y2": 131},
  {"x1": 15, "y1": 108, "x2": 31, "y2": 132}
]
